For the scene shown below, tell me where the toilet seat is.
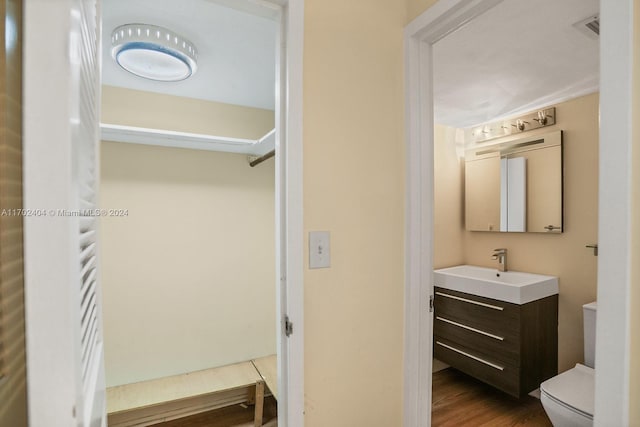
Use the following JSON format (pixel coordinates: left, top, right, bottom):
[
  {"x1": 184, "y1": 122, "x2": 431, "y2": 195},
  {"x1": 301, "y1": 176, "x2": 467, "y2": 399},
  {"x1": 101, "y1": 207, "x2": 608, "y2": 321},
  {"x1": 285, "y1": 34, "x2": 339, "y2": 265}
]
[{"x1": 540, "y1": 363, "x2": 594, "y2": 419}]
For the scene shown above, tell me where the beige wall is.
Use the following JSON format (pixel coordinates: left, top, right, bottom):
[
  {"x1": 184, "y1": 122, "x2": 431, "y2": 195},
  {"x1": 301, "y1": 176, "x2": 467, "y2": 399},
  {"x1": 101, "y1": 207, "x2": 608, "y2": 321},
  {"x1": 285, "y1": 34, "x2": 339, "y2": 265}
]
[
  {"x1": 434, "y1": 125, "x2": 464, "y2": 268},
  {"x1": 432, "y1": 125, "x2": 464, "y2": 373},
  {"x1": 406, "y1": 0, "x2": 438, "y2": 23},
  {"x1": 433, "y1": 95, "x2": 599, "y2": 374},
  {"x1": 303, "y1": 1, "x2": 407, "y2": 425},
  {"x1": 100, "y1": 89, "x2": 276, "y2": 387},
  {"x1": 630, "y1": 0, "x2": 640, "y2": 423},
  {"x1": 460, "y1": 94, "x2": 600, "y2": 372},
  {"x1": 102, "y1": 85, "x2": 274, "y2": 139},
  {"x1": 432, "y1": 96, "x2": 602, "y2": 372},
  {"x1": 0, "y1": 0, "x2": 27, "y2": 424},
  {"x1": 101, "y1": 142, "x2": 276, "y2": 387}
]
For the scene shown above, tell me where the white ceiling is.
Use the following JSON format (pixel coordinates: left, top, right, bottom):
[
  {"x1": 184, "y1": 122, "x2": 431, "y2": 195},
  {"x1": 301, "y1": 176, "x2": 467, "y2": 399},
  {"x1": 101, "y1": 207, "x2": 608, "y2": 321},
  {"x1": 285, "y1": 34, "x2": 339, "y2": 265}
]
[
  {"x1": 433, "y1": 0, "x2": 599, "y2": 128},
  {"x1": 102, "y1": 0, "x2": 277, "y2": 111},
  {"x1": 103, "y1": 0, "x2": 599, "y2": 127}
]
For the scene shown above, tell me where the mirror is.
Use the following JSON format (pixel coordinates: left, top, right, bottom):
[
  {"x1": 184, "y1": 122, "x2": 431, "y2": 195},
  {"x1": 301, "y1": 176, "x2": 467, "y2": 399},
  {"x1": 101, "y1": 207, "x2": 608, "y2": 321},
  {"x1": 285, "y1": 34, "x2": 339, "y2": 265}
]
[{"x1": 464, "y1": 130, "x2": 563, "y2": 233}]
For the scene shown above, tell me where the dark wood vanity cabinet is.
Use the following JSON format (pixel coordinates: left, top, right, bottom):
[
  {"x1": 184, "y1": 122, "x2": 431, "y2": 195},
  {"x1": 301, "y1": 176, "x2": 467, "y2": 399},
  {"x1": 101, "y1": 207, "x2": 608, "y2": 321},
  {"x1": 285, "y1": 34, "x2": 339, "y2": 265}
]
[{"x1": 433, "y1": 287, "x2": 558, "y2": 398}]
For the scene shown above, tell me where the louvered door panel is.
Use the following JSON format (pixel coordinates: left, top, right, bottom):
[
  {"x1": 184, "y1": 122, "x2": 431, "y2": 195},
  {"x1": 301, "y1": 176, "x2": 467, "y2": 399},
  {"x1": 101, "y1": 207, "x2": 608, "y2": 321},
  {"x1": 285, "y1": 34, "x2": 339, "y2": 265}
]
[
  {"x1": 71, "y1": 0, "x2": 105, "y2": 425},
  {"x1": 23, "y1": 0, "x2": 104, "y2": 425}
]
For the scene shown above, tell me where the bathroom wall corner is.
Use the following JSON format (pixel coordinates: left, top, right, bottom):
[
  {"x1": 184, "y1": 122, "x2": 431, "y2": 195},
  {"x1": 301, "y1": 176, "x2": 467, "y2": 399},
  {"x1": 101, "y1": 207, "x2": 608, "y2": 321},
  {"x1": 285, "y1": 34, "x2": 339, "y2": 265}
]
[{"x1": 434, "y1": 124, "x2": 465, "y2": 269}]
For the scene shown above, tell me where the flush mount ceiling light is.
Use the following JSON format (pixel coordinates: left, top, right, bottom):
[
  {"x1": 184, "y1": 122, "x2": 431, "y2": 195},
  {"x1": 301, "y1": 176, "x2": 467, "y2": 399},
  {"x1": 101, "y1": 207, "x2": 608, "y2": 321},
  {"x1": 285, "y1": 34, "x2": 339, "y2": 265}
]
[{"x1": 111, "y1": 24, "x2": 198, "y2": 82}]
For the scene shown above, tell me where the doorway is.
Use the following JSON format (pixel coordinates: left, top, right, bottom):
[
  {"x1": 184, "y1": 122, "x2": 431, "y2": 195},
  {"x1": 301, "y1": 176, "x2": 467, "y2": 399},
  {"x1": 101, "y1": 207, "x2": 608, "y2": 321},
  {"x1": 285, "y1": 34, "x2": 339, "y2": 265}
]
[
  {"x1": 403, "y1": 0, "x2": 634, "y2": 426},
  {"x1": 100, "y1": 0, "x2": 279, "y2": 388},
  {"x1": 21, "y1": 0, "x2": 303, "y2": 425},
  {"x1": 99, "y1": 0, "x2": 295, "y2": 425}
]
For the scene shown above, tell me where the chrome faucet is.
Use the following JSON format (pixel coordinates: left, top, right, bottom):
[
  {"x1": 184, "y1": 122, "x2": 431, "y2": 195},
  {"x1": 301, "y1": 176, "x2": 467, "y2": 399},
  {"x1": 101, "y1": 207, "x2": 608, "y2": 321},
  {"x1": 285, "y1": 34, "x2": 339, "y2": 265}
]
[{"x1": 492, "y1": 248, "x2": 508, "y2": 272}]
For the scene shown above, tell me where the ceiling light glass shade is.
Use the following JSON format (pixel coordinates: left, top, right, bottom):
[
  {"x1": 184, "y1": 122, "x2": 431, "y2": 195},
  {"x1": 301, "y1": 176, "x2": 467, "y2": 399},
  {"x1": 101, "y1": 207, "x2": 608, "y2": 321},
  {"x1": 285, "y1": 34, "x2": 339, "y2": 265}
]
[{"x1": 111, "y1": 24, "x2": 198, "y2": 81}]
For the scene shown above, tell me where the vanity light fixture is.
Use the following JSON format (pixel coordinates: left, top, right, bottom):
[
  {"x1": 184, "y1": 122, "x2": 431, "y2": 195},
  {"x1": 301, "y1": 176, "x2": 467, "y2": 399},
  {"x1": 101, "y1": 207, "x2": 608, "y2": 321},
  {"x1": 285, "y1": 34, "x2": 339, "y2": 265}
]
[
  {"x1": 111, "y1": 24, "x2": 198, "y2": 82},
  {"x1": 467, "y1": 107, "x2": 556, "y2": 144}
]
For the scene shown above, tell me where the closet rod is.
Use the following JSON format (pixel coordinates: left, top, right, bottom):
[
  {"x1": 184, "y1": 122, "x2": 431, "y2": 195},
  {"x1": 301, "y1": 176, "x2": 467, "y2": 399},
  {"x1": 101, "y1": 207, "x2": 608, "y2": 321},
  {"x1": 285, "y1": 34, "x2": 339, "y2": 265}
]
[{"x1": 249, "y1": 149, "x2": 275, "y2": 167}]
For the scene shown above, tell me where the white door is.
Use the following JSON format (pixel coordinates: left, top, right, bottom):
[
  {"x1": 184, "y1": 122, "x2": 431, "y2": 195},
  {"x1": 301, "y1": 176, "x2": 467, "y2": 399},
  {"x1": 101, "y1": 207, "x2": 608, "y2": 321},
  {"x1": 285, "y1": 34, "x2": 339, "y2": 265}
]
[{"x1": 23, "y1": 0, "x2": 106, "y2": 426}]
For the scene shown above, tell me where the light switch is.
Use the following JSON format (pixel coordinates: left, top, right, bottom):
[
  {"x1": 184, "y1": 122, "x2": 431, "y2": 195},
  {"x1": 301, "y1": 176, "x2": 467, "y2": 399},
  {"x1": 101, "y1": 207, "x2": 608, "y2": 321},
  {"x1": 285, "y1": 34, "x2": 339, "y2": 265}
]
[{"x1": 309, "y1": 231, "x2": 330, "y2": 269}]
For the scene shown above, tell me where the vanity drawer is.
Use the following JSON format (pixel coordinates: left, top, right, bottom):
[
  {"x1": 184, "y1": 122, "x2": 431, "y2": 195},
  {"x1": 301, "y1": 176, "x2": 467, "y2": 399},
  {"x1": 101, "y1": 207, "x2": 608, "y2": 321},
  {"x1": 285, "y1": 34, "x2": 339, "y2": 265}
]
[
  {"x1": 434, "y1": 287, "x2": 520, "y2": 336},
  {"x1": 434, "y1": 338, "x2": 519, "y2": 397},
  {"x1": 434, "y1": 315, "x2": 519, "y2": 365}
]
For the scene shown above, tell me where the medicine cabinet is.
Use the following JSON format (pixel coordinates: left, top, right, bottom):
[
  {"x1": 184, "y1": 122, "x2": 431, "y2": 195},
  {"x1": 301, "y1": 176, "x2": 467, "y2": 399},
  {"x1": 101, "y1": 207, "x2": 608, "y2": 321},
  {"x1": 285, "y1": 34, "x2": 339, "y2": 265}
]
[{"x1": 464, "y1": 130, "x2": 563, "y2": 233}]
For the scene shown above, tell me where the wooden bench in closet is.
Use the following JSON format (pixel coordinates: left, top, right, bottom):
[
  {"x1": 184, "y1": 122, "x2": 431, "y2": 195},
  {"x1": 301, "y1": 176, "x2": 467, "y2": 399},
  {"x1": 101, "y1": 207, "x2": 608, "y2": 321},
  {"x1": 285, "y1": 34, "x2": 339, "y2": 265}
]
[{"x1": 107, "y1": 356, "x2": 277, "y2": 427}]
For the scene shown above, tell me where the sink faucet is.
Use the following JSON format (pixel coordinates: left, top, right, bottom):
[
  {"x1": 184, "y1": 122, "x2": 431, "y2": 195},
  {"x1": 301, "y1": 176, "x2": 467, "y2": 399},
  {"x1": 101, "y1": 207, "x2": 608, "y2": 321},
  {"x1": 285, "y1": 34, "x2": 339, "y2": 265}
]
[{"x1": 492, "y1": 248, "x2": 508, "y2": 272}]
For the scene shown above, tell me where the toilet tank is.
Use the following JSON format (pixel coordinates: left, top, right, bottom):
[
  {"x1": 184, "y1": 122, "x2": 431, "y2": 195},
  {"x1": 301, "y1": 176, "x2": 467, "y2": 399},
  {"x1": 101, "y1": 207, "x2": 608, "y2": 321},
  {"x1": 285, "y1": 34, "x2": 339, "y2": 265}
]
[{"x1": 583, "y1": 302, "x2": 597, "y2": 368}]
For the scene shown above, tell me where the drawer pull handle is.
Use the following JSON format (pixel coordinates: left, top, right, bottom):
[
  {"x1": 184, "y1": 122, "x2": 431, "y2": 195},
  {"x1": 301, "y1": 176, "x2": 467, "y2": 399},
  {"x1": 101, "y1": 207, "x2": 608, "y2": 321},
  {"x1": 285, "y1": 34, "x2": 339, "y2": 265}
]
[
  {"x1": 436, "y1": 316, "x2": 504, "y2": 341},
  {"x1": 435, "y1": 291, "x2": 504, "y2": 311},
  {"x1": 436, "y1": 341, "x2": 505, "y2": 371}
]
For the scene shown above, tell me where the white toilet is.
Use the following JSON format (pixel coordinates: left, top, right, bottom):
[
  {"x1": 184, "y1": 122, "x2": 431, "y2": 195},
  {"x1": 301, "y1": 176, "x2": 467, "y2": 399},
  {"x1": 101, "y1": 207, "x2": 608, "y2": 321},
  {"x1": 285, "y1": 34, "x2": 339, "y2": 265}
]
[{"x1": 540, "y1": 302, "x2": 596, "y2": 426}]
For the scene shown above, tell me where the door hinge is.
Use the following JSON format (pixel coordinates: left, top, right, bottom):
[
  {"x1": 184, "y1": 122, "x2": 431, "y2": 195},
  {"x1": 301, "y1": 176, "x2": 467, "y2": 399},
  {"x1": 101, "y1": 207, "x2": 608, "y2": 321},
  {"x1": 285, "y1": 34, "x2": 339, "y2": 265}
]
[
  {"x1": 284, "y1": 315, "x2": 293, "y2": 337},
  {"x1": 429, "y1": 295, "x2": 434, "y2": 312}
]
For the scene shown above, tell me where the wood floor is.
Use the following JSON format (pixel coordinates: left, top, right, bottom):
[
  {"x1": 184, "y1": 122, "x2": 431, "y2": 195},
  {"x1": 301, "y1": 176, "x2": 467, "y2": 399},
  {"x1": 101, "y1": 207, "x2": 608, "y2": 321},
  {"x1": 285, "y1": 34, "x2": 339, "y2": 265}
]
[
  {"x1": 150, "y1": 368, "x2": 549, "y2": 426},
  {"x1": 151, "y1": 396, "x2": 277, "y2": 427},
  {"x1": 432, "y1": 368, "x2": 552, "y2": 427}
]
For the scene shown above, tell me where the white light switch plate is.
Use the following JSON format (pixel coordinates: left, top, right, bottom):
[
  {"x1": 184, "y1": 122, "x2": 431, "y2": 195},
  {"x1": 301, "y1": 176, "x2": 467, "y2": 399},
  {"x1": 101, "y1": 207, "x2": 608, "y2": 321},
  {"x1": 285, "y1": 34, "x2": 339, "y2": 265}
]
[{"x1": 309, "y1": 231, "x2": 330, "y2": 269}]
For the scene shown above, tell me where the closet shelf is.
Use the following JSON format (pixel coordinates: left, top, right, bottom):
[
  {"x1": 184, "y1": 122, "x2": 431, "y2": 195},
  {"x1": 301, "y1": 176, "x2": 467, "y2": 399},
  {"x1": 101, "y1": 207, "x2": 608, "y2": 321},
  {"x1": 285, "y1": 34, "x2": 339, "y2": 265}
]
[{"x1": 101, "y1": 123, "x2": 275, "y2": 156}]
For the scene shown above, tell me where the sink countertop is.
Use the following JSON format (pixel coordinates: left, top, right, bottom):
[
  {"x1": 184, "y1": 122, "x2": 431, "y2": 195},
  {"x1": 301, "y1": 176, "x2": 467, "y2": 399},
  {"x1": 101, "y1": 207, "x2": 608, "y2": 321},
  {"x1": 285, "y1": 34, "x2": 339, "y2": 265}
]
[{"x1": 434, "y1": 265, "x2": 559, "y2": 304}]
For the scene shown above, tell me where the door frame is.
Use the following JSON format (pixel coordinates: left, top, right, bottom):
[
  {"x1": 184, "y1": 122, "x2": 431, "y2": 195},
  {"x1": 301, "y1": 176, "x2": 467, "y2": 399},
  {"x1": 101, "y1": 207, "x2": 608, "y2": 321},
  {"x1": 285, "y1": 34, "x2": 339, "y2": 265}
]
[
  {"x1": 266, "y1": 1, "x2": 305, "y2": 426},
  {"x1": 404, "y1": 0, "x2": 635, "y2": 426},
  {"x1": 594, "y1": 1, "x2": 634, "y2": 424},
  {"x1": 403, "y1": 2, "x2": 504, "y2": 425}
]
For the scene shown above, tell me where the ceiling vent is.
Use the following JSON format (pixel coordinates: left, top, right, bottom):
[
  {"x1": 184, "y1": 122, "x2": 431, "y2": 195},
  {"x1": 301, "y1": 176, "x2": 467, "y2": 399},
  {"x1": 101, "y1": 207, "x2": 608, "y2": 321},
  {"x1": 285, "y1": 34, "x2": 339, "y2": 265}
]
[{"x1": 573, "y1": 15, "x2": 599, "y2": 39}]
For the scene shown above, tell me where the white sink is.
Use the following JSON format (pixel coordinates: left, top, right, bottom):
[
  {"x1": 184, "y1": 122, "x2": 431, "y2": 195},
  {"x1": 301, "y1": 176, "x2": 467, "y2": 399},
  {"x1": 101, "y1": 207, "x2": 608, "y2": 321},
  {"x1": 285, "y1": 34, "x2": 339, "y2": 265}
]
[{"x1": 433, "y1": 265, "x2": 558, "y2": 305}]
